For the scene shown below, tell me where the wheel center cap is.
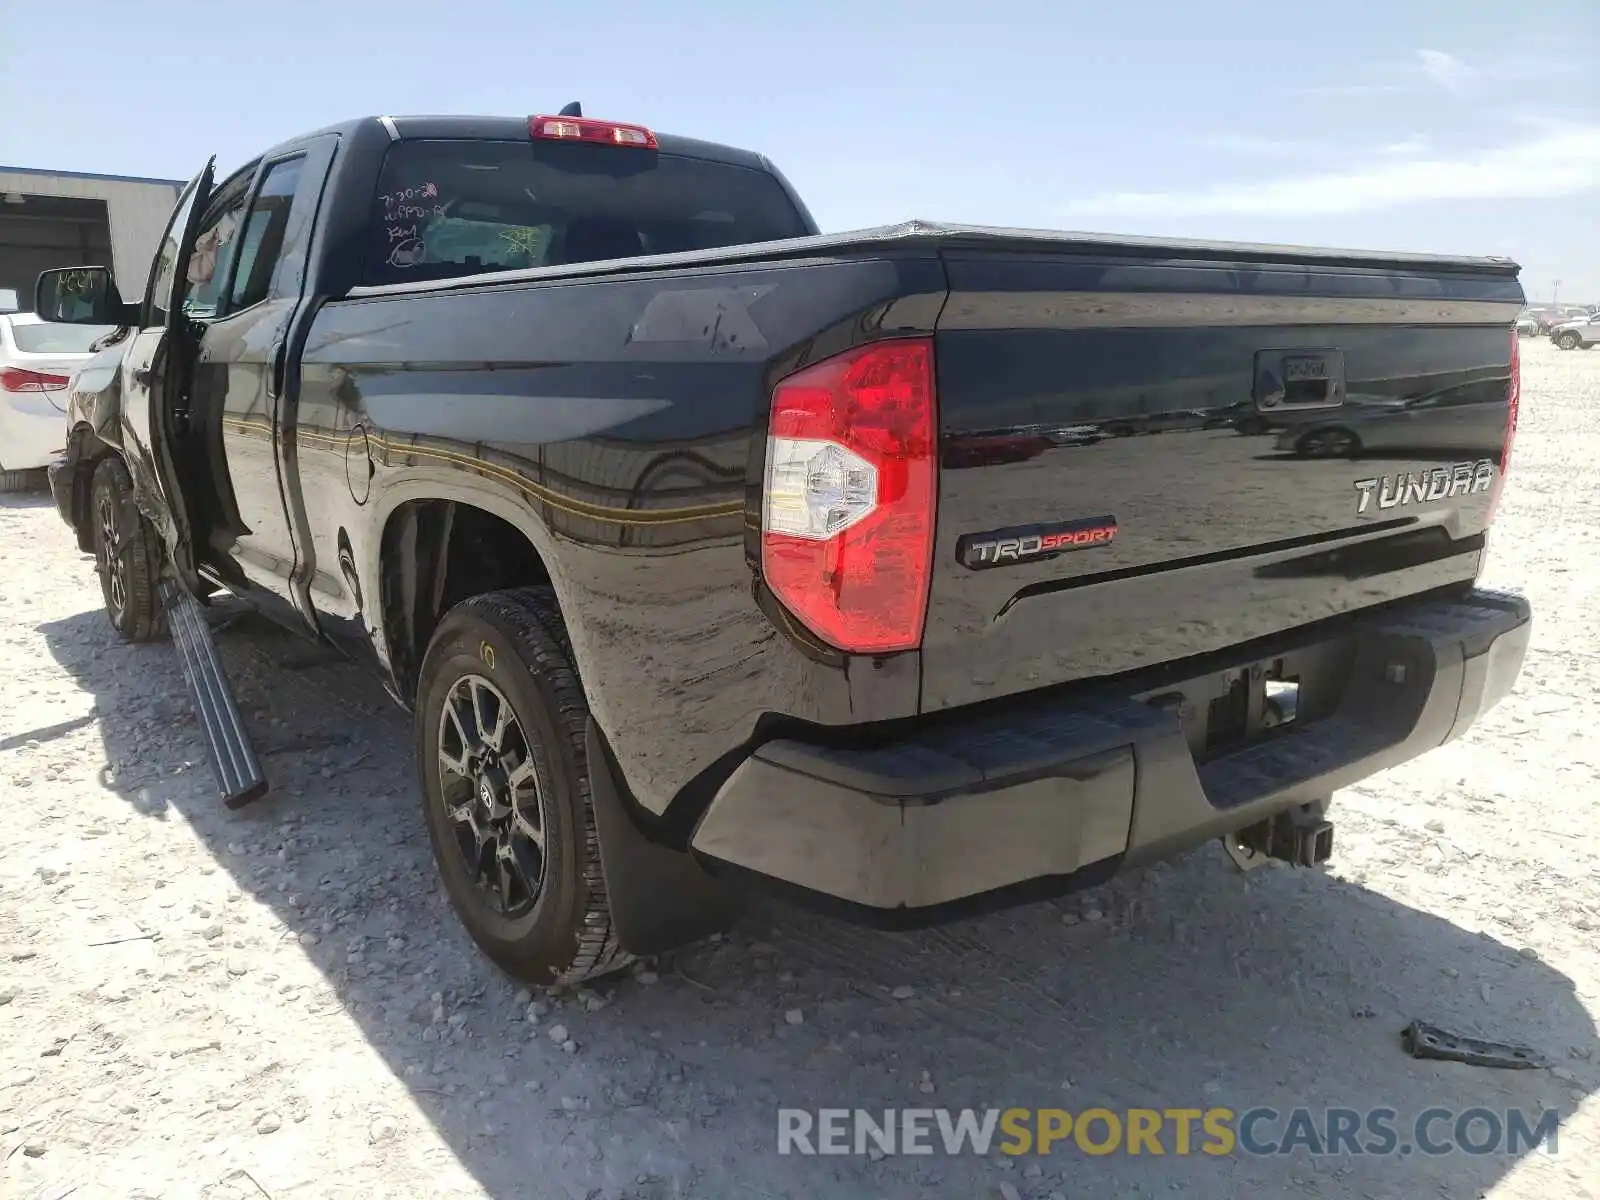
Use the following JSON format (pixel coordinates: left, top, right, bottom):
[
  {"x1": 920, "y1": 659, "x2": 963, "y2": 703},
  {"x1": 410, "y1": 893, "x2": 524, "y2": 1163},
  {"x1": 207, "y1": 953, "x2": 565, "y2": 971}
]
[{"x1": 478, "y1": 780, "x2": 495, "y2": 809}]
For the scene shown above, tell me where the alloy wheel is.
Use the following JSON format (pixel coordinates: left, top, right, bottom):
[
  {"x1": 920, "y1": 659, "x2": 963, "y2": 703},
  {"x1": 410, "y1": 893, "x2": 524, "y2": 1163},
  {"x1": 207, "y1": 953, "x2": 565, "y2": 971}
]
[
  {"x1": 1300, "y1": 429, "x2": 1354, "y2": 457},
  {"x1": 436, "y1": 674, "x2": 547, "y2": 918},
  {"x1": 97, "y1": 492, "x2": 127, "y2": 616}
]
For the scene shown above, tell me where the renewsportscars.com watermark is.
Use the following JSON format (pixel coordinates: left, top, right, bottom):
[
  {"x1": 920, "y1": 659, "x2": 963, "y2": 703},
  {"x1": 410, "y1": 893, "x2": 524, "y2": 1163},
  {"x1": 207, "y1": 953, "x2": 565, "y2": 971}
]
[{"x1": 777, "y1": 1106, "x2": 1562, "y2": 1159}]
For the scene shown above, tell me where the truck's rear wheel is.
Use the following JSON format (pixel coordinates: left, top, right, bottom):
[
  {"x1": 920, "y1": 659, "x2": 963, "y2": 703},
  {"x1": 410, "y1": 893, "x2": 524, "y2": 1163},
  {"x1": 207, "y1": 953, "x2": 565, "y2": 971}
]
[
  {"x1": 1296, "y1": 427, "x2": 1359, "y2": 458},
  {"x1": 415, "y1": 586, "x2": 628, "y2": 988},
  {"x1": 90, "y1": 456, "x2": 165, "y2": 642}
]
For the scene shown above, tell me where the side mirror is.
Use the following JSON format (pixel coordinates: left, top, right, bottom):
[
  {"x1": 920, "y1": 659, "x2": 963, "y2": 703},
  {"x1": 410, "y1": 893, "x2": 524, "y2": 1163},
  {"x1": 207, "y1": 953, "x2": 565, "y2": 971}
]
[{"x1": 34, "y1": 266, "x2": 138, "y2": 326}]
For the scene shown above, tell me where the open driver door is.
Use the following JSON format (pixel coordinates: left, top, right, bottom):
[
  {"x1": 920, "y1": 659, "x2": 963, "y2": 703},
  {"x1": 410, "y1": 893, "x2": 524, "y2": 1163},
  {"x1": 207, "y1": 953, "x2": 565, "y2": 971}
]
[
  {"x1": 120, "y1": 156, "x2": 269, "y2": 809},
  {"x1": 119, "y1": 158, "x2": 214, "y2": 592}
]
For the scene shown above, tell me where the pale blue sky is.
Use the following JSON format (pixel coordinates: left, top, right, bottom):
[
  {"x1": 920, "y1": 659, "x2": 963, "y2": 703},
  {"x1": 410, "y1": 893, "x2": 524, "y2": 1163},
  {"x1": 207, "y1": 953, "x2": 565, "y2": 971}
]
[{"x1": 3, "y1": 0, "x2": 1596, "y2": 299}]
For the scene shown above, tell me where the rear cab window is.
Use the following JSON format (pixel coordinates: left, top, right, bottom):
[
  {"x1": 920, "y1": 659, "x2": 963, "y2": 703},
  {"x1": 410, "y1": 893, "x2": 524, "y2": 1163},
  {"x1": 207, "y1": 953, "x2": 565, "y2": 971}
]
[{"x1": 362, "y1": 138, "x2": 810, "y2": 287}]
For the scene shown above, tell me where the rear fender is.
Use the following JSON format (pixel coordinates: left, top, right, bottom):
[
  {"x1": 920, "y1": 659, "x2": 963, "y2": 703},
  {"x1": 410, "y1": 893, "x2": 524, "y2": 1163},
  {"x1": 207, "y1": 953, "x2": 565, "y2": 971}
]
[{"x1": 362, "y1": 470, "x2": 580, "y2": 696}]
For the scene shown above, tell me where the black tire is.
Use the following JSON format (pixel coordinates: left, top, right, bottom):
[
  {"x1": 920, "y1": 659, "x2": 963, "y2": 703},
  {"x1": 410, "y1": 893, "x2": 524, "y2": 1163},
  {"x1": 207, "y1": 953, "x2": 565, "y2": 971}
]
[
  {"x1": 1557, "y1": 332, "x2": 1581, "y2": 350},
  {"x1": 1295, "y1": 427, "x2": 1360, "y2": 458},
  {"x1": 0, "y1": 468, "x2": 47, "y2": 493},
  {"x1": 90, "y1": 456, "x2": 165, "y2": 642},
  {"x1": 416, "y1": 586, "x2": 628, "y2": 988}
]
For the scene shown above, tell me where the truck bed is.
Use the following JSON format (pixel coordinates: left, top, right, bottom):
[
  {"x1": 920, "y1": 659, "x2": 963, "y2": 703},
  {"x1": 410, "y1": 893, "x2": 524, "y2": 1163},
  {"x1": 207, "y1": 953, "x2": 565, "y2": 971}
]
[
  {"x1": 346, "y1": 219, "x2": 1521, "y2": 298},
  {"x1": 301, "y1": 221, "x2": 1519, "y2": 819}
]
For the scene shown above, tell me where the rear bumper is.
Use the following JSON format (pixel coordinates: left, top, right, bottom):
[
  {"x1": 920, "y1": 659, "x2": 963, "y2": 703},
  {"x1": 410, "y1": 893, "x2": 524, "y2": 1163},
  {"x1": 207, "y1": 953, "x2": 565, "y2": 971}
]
[{"x1": 689, "y1": 588, "x2": 1530, "y2": 919}]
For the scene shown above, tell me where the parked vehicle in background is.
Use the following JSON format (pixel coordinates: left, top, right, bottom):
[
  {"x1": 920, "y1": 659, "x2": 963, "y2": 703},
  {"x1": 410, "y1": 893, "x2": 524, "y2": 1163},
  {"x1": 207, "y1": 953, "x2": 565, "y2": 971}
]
[
  {"x1": 1522, "y1": 305, "x2": 1591, "y2": 335},
  {"x1": 32, "y1": 107, "x2": 1531, "y2": 989},
  {"x1": 1552, "y1": 315, "x2": 1600, "y2": 350},
  {"x1": 0, "y1": 308, "x2": 117, "y2": 490},
  {"x1": 1044, "y1": 423, "x2": 1102, "y2": 446},
  {"x1": 1277, "y1": 378, "x2": 1509, "y2": 459},
  {"x1": 1515, "y1": 312, "x2": 1541, "y2": 338},
  {"x1": 1102, "y1": 408, "x2": 1211, "y2": 438}
]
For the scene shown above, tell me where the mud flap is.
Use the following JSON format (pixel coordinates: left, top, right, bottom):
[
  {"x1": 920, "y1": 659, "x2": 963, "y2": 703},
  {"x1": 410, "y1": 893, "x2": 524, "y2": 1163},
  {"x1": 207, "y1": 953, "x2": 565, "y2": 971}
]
[{"x1": 585, "y1": 719, "x2": 743, "y2": 955}]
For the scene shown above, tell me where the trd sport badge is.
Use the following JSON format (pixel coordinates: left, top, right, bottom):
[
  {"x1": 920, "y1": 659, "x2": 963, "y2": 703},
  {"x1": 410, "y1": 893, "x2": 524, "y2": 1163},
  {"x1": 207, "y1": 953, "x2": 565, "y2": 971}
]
[{"x1": 957, "y1": 516, "x2": 1118, "y2": 570}]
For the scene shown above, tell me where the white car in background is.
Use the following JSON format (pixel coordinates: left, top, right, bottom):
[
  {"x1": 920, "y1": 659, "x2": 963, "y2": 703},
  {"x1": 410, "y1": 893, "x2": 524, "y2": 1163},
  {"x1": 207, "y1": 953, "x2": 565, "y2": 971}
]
[
  {"x1": 0, "y1": 310, "x2": 119, "y2": 491},
  {"x1": 1551, "y1": 314, "x2": 1600, "y2": 351}
]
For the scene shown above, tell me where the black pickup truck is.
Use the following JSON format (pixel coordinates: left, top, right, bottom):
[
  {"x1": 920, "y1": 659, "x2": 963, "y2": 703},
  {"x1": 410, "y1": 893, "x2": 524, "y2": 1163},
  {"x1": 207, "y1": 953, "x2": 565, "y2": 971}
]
[{"x1": 34, "y1": 108, "x2": 1531, "y2": 987}]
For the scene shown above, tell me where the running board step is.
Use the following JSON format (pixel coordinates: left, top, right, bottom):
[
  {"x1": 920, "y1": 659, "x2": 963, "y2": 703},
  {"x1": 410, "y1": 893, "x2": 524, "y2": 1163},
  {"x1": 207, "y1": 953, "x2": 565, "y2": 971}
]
[{"x1": 162, "y1": 581, "x2": 268, "y2": 809}]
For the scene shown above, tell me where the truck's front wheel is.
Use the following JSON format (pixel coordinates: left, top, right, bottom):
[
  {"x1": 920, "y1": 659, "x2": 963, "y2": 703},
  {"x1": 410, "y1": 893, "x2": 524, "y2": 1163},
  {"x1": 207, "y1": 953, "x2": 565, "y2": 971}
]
[
  {"x1": 415, "y1": 587, "x2": 627, "y2": 988},
  {"x1": 90, "y1": 456, "x2": 165, "y2": 642}
]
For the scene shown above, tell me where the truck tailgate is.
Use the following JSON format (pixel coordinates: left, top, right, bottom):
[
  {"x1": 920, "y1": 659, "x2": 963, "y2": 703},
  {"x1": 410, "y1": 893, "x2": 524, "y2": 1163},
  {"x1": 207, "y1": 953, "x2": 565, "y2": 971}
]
[{"x1": 922, "y1": 249, "x2": 1522, "y2": 711}]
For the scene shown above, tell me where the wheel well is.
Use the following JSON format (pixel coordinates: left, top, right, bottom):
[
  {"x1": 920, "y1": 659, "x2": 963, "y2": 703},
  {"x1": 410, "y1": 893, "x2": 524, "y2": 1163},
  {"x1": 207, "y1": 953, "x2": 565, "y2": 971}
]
[
  {"x1": 380, "y1": 500, "x2": 552, "y2": 703},
  {"x1": 69, "y1": 427, "x2": 117, "y2": 554}
]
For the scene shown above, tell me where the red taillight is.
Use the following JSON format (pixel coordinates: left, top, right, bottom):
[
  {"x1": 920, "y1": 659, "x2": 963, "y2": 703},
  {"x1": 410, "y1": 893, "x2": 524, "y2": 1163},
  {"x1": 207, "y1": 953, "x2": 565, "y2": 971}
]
[
  {"x1": 528, "y1": 115, "x2": 657, "y2": 149},
  {"x1": 761, "y1": 338, "x2": 937, "y2": 654},
  {"x1": 1488, "y1": 330, "x2": 1520, "y2": 523},
  {"x1": 1, "y1": 367, "x2": 69, "y2": 393}
]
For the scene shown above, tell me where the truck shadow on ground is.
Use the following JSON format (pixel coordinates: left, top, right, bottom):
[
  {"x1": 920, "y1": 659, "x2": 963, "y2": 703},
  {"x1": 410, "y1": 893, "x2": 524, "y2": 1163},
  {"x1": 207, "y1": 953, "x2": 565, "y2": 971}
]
[{"x1": 38, "y1": 604, "x2": 1598, "y2": 1200}]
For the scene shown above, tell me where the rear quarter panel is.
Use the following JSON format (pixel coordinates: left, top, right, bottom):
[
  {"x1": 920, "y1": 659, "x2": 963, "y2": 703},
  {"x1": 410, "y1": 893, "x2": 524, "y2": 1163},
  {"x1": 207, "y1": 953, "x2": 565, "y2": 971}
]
[{"x1": 295, "y1": 255, "x2": 945, "y2": 817}]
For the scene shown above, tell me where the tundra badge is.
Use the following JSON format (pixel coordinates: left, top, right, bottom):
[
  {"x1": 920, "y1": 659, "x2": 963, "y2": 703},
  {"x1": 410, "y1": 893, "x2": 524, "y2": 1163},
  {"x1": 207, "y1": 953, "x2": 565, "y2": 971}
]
[{"x1": 1353, "y1": 459, "x2": 1495, "y2": 515}]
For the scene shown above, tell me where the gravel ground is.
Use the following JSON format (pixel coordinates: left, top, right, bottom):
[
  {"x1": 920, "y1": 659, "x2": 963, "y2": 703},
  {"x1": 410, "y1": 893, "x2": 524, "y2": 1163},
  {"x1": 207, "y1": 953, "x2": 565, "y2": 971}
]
[{"x1": 1, "y1": 338, "x2": 1597, "y2": 1200}]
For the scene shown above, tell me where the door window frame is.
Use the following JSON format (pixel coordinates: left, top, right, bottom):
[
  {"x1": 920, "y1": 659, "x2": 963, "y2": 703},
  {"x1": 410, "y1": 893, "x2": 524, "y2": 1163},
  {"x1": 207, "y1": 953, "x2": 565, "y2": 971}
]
[
  {"x1": 218, "y1": 153, "x2": 309, "y2": 320},
  {"x1": 167, "y1": 151, "x2": 311, "y2": 329},
  {"x1": 179, "y1": 165, "x2": 259, "y2": 322},
  {"x1": 141, "y1": 170, "x2": 209, "y2": 327}
]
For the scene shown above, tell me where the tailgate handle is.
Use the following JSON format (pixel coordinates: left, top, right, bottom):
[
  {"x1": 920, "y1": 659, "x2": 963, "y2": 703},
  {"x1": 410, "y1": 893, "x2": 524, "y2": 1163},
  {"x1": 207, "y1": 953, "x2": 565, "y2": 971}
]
[
  {"x1": 1056, "y1": 748, "x2": 1129, "y2": 783},
  {"x1": 1254, "y1": 348, "x2": 1345, "y2": 412}
]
